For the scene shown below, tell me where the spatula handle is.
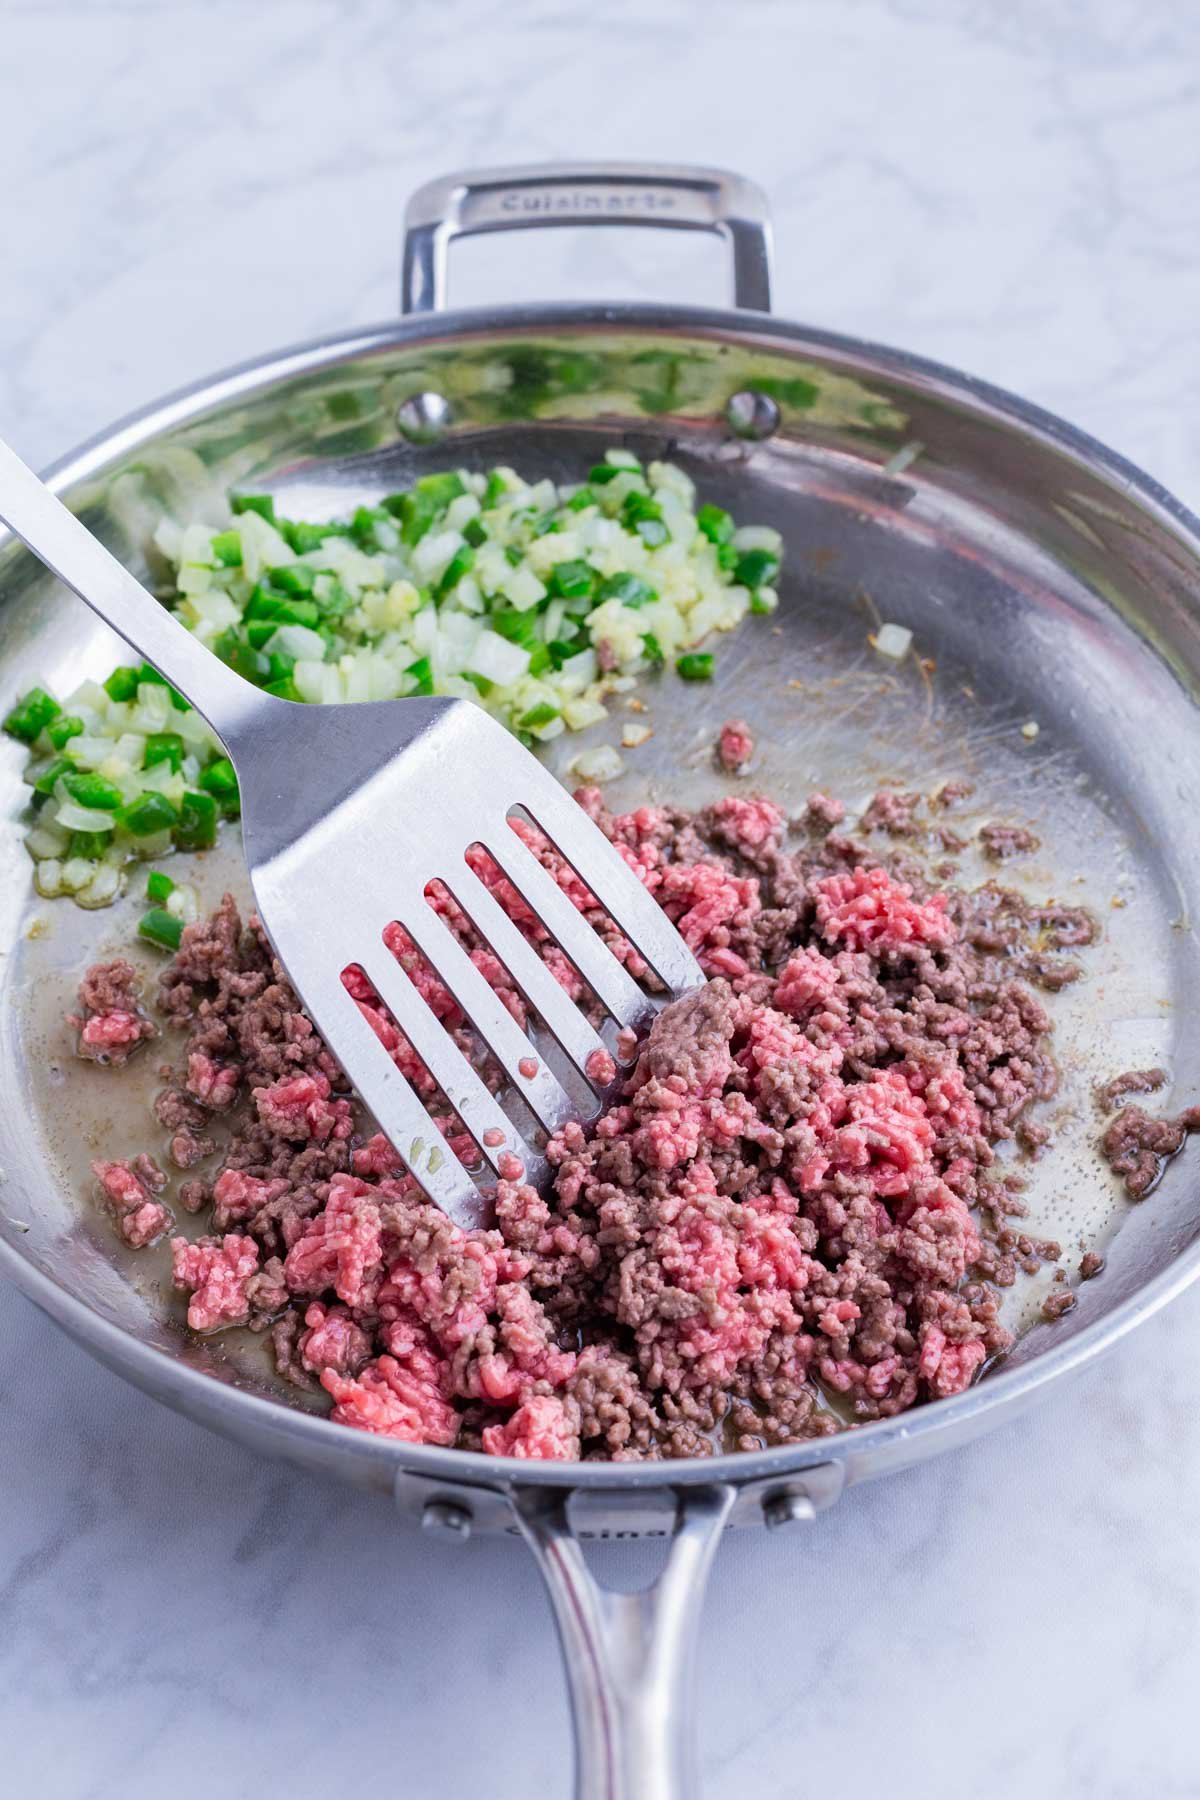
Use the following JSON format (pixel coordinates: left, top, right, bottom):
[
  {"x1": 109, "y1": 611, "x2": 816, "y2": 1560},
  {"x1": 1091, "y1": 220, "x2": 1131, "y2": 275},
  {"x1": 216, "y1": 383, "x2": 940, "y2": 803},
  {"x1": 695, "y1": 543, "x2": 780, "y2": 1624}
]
[{"x1": 0, "y1": 433, "x2": 265, "y2": 748}]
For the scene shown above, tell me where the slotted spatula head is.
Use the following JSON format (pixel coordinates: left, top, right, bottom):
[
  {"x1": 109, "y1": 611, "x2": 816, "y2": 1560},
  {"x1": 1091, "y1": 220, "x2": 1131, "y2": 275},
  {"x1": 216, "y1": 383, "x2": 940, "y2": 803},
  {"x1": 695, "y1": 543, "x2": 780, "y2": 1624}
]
[
  {"x1": 0, "y1": 434, "x2": 705, "y2": 1228},
  {"x1": 238, "y1": 694, "x2": 705, "y2": 1228}
]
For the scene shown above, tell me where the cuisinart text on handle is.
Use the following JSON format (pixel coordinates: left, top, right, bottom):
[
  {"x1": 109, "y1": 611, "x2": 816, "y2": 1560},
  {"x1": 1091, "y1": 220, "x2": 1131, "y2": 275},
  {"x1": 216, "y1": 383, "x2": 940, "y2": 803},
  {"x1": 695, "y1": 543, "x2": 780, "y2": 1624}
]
[{"x1": 495, "y1": 186, "x2": 681, "y2": 216}]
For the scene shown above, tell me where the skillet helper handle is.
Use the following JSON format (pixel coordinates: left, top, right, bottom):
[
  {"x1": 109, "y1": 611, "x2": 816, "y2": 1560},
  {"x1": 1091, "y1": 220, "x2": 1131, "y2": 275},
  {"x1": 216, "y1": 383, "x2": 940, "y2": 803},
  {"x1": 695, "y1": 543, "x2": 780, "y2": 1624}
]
[
  {"x1": 402, "y1": 162, "x2": 773, "y2": 315},
  {"x1": 512, "y1": 1483, "x2": 736, "y2": 1800}
]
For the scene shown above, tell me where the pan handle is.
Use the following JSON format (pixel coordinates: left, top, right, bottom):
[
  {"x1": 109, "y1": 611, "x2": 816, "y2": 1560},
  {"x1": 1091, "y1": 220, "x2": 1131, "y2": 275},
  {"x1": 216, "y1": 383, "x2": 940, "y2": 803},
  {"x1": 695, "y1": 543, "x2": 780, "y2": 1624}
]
[
  {"x1": 401, "y1": 162, "x2": 773, "y2": 316},
  {"x1": 510, "y1": 1481, "x2": 736, "y2": 1800}
]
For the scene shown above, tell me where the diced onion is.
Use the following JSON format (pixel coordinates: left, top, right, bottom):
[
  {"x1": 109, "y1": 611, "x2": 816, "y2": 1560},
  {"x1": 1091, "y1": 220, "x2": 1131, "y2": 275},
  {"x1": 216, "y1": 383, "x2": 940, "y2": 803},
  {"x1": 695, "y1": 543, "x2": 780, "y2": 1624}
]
[
  {"x1": 266, "y1": 623, "x2": 327, "y2": 661},
  {"x1": 567, "y1": 745, "x2": 624, "y2": 782},
  {"x1": 873, "y1": 623, "x2": 913, "y2": 660},
  {"x1": 56, "y1": 800, "x2": 117, "y2": 832},
  {"x1": 468, "y1": 632, "x2": 531, "y2": 686}
]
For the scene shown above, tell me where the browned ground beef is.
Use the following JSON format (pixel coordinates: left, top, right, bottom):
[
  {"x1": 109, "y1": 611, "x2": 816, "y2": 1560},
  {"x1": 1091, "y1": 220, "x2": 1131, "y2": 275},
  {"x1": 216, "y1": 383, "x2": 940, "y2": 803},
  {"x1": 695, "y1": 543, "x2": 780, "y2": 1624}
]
[
  {"x1": 68, "y1": 782, "x2": 1181, "y2": 1461},
  {"x1": 1096, "y1": 1067, "x2": 1167, "y2": 1111},
  {"x1": 978, "y1": 823, "x2": 1042, "y2": 861},
  {"x1": 1100, "y1": 1103, "x2": 1200, "y2": 1199}
]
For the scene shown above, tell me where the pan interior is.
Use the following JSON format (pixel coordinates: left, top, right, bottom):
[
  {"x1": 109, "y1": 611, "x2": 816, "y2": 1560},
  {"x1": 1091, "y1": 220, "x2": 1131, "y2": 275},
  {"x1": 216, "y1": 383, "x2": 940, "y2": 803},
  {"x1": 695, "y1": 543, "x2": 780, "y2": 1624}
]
[{"x1": 1, "y1": 318, "x2": 1198, "y2": 1427}]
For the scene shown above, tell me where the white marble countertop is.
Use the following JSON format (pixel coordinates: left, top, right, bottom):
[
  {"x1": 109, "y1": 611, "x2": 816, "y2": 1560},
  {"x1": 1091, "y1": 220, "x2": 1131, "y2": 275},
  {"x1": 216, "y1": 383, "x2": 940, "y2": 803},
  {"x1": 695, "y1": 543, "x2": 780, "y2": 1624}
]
[{"x1": 3, "y1": 2, "x2": 1200, "y2": 1795}]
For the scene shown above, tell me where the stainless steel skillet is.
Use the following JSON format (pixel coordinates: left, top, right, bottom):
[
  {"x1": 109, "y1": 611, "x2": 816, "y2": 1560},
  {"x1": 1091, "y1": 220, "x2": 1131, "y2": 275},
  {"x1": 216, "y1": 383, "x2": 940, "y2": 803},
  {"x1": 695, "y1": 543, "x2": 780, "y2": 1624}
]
[{"x1": 2, "y1": 163, "x2": 1199, "y2": 1800}]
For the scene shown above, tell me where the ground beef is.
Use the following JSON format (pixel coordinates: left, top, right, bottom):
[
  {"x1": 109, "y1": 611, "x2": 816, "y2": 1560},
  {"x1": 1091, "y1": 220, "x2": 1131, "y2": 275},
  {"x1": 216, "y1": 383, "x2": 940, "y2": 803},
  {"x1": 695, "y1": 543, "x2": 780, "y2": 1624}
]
[
  {"x1": 72, "y1": 778, "x2": 1158, "y2": 1462},
  {"x1": 68, "y1": 959, "x2": 156, "y2": 1064},
  {"x1": 1096, "y1": 1068, "x2": 1167, "y2": 1111},
  {"x1": 92, "y1": 1156, "x2": 171, "y2": 1248},
  {"x1": 978, "y1": 823, "x2": 1041, "y2": 860},
  {"x1": 716, "y1": 719, "x2": 755, "y2": 772},
  {"x1": 1100, "y1": 1104, "x2": 1200, "y2": 1199},
  {"x1": 803, "y1": 792, "x2": 845, "y2": 832},
  {"x1": 861, "y1": 790, "x2": 923, "y2": 837}
]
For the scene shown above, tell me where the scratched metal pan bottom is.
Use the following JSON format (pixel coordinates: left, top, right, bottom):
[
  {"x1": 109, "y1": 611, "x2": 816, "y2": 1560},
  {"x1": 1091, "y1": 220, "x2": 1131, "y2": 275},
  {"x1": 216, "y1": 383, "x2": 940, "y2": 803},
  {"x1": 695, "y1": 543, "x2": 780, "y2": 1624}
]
[{"x1": 2, "y1": 305, "x2": 1199, "y2": 1513}]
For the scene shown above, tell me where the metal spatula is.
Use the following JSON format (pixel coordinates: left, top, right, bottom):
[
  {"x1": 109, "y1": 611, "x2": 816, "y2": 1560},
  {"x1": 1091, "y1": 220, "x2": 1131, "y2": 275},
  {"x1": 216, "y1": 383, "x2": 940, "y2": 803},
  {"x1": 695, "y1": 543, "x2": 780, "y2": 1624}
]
[{"x1": 0, "y1": 437, "x2": 704, "y2": 1229}]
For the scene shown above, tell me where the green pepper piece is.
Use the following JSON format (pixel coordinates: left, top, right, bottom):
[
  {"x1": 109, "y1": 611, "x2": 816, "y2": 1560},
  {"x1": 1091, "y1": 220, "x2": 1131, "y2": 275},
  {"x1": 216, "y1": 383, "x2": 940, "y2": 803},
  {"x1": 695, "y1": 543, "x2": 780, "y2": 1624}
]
[
  {"x1": 121, "y1": 792, "x2": 179, "y2": 836},
  {"x1": 138, "y1": 908, "x2": 183, "y2": 951},
  {"x1": 3, "y1": 686, "x2": 61, "y2": 744},
  {"x1": 415, "y1": 471, "x2": 466, "y2": 509},
  {"x1": 210, "y1": 529, "x2": 242, "y2": 567},
  {"x1": 146, "y1": 869, "x2": 175, "y2": 903},
  {"x1": 144, "y1": 731, "x2": 184, "y2": 772},
  {"x1": 349, "y1": 505, "x2": 384, "y2": 549},
  {"x1": 565, "y1": 486, "x2": 596, "y2": 512},
  {"x1": 214, "y1": 631, "x2": 269, "y2": 685},
  {"x1": 272, "y1": 598, "x2": 321, "y2": 628},
  {"x1": 482, "y1": 471, "x2": 509, "y2": 509},
  {"x1": 174, "y1": 790, "x2": 218, "y2": 850},
  {"x1": 281, "y1": 518, "x2": 350, "y2": 554},
  {"x1": 280, "y1": 520, "x2": 322, "y2": 555},
  {"x1": 548, "y1": 560, "x2": 595, "y2": 600},
  {"x1": 620, "y1": 489, "x2": 663, "y2": 527},
  {"x1": 595, "y1": 573, "x2": 656, "y2": 609},
  {"x1": 436, "y1": 545, "x2": 475, "y2": 596},
  {"x1": 230, "y1": 493, "x2": 276, "y2": 524},
  {"x1": 587, "y1": 464, "x2": 622, "y2": 485},
  {"x1": 734, "y1": 548, "x2": 780, "y2": 589},
  {"x1": 46, "y1": 713, "x2": 84, "y2": 750},
  {"x1": 696, "y1": 504, "x2": 735, "y2": 546},
  {"x1": 489, "y1": 608, "x2": 540, "y2": 648},
  {"x1": 546, "y1": 638, "x2": 581, "y2": 671},
  {"x1": 243, "y1": 586, "x2": 286, "y2": 622},
  {"x1": 68, "y1": 829, "x2": 113, "y2": 859},
  {"x1": 519, "y1": 701, "x2": 560, "y2": 730},
  {"x1": 103, "y1": 666, "x2": 140, "y2": 703},
  {"x1": 640, "y1": 632, "x2": 664, "y2": 666},
  {"x1": 267, "y1": 563, "x2": 316, "y2": 597},
  {"x1": 199, "y1": 756, "x2": 238, "y2": 799},
  {"x1": 676, "y1": 651, "x2": 714, "y2": 681},
  {"x1": 463, "y1": 517, "x2": 488, "y2": 548},
  {"x1": 405, "y1": 656, "x2": 434, "y2": 696},
  {"x1": 63, "y1": 770, "x2": 123, "y2": 810}
]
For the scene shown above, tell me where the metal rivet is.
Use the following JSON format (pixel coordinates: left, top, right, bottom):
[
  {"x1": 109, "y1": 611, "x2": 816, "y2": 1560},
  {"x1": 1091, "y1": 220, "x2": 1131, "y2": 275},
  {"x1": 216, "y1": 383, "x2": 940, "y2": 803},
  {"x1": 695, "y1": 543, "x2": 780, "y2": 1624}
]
[
  {"x1": 421, "y1": 1499, "x2": 473, "y2": 1540},
  {"x1": 725, "y1": 389, "x2": 781, "y2": 441},
  {"x1": 762, "y1": 1489, "x2": 816, "y2": 1530},
  {"x1": 397, "y1": 391, "x2": 452, "y2": 444}
]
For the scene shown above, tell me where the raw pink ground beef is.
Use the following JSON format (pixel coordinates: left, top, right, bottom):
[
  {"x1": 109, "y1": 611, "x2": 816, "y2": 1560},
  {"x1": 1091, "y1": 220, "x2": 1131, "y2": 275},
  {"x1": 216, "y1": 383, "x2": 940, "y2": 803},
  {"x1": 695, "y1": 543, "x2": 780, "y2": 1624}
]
[
  {"x1": 717, "y1": 718, "x2": 755, "y2": 772},
  {"x1": 76, "y1": 779, "x2": 1108, "y2": 1461}
]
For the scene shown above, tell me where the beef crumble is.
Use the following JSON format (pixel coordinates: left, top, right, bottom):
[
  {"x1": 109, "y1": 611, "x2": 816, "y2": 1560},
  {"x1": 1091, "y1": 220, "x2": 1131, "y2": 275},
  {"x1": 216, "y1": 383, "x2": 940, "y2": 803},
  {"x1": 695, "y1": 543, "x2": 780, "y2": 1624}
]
[
  {"x1": 1096, "y1": 1067, "x2": 1167, "y2": 1112},
  {"x1": 1100, "y1": 1103, "x2": 1200, "y2": 1200},
  {"x1": 716, "y1": 719, "x2": 755, "y2": 773},
  {"x1": 978, "y1": 823, "x2": 1041, "y2": 861},
  {"x1": 70, "y1": 781, "x2": 1157, "y2": 1462},
  {"x1": 68, "y1": 958, "x2": 156, "y2": 1064}
]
